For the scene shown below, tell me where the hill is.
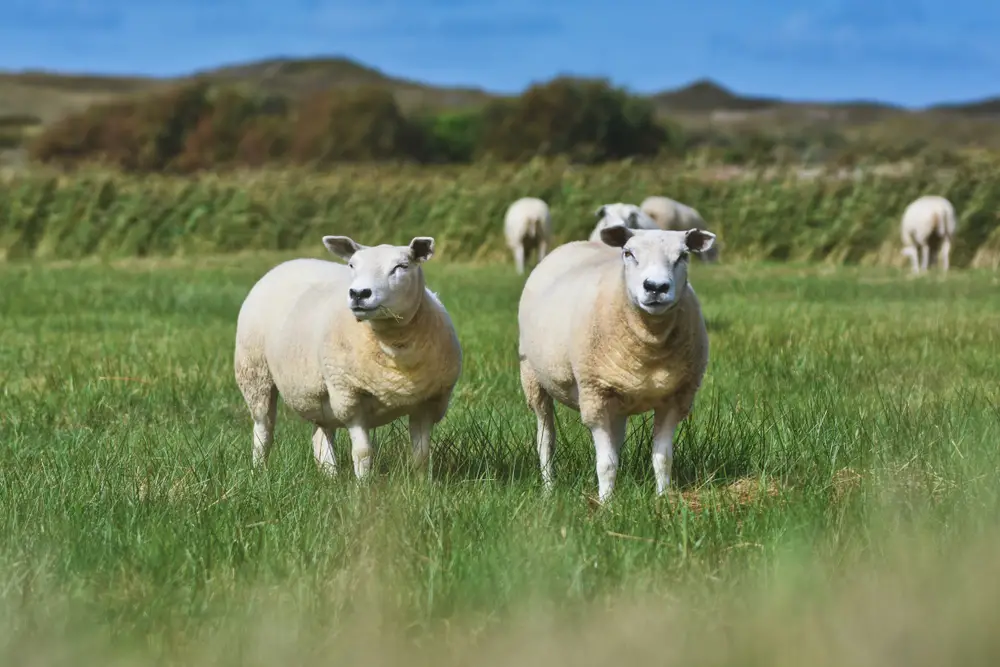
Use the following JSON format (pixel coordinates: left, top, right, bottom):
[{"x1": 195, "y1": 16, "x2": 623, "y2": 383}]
[{"x1": 2, "y1": 55, "x2": 1000, "y2": 158}]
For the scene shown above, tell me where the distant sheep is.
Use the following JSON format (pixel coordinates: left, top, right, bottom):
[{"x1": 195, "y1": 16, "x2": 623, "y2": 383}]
[
  {"x1": 640, "y1": 196, "x2": 720, "y2": 262},
  {"x1": 234, "y1": 236, "x2": 462, "y2": 479},
  {"x1": 588, "y1": 202, "x2": 659, "y2": 242},
  {"x1": 518, "y1": 220, "x2": 717, "y2": 502},
  {"x1": 900, "y1": 195, "x2": 957, "y2": 273},
  {"x1": 504, "y1": 197, "x2": 552, "y2": 274}
]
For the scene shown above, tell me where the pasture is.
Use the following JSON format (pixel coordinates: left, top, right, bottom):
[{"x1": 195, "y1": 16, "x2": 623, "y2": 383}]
[{"x1": 2, "y1": 249, "x2": 999, "y2": 665}]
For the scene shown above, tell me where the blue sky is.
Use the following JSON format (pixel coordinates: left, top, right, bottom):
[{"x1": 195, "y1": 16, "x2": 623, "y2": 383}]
[{"x1": 2, "y1": 0, "x2": 998, "y2": 108}]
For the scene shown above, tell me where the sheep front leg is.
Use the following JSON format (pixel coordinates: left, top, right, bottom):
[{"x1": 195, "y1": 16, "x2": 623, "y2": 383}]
[
  {"x1": 583, "y1": 408, "x2": 627, "y2": 503},
  {"x1": 346, "y1": 423, "x2": 374, "y2": 480},
  {"x1": 919, "y1": 243, "x2": 930, "y2": 272},
  {"x1": 312, "y1": 426, "x2": 337, "y2": 476},
  {"x1": 652, "y1": 406, "x2": 682, "y2": 495}
]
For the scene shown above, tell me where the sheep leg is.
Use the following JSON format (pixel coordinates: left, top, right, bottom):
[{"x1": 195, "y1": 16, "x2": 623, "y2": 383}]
[
  {"x1": 311, "y1": 426, "x2": 337, "y2": 476},
  {"x1": 513, "y1": 244, "x2": 526, "y2": 275},
  {"x1": 919, "y1": 243, "x2": 930, "y2": 272},
  {"x1": 536, "y1": 237, "x2": 548, "y2": 264},
  {"x1": 652, "y1": 406, "x2": 682, "y2": 495},
  {"x1": 346, "y1": 423, "x2": 374, "y2": 480},
  {"x1": 903, "y1": 246, "x2": 919, "y2": 273},
  {"x1": 250, "y1": 386, "x2": 278, "y2": 469},
  {"x1": 519, "y1": 360, "x2": 556, "y2": 490},
  {"x1": 939, "y1": 237, "x2": 951, "y2": 272},
  {"x1": 408, "y1": 410, "x2": 433, "y2": 470},
  {"x1": 589, "y1": 413, "x2": 627, "y2": 503}
]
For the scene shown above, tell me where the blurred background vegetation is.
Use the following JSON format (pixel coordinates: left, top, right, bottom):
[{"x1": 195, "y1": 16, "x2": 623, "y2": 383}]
[{"x1": 2, "y1": 56, "x2": 999, "y2": 173}]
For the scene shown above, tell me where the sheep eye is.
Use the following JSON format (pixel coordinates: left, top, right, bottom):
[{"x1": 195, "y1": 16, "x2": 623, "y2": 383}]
[
  {"x1": 348, "y1": 262, "x2": 354, "y2": 270},
  {"x1": 623, "y1": 249, "x2": 634, "y2": 260}
]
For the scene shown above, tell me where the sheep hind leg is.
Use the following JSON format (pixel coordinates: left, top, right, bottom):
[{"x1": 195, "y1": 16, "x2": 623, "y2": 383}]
[
  {"x1": 235, "y1": 357, "x2": 278, "y2": 469},
  {"x1": 520, "y1": 358, "x2": 556, "y2": 491},
  {"x1": 513, "y1": 244, "x2": 526, "y2": 275},
  {"x1": 939, "y1": 237, "x2": 952, "y2": 272},
  {"x1": 312, "y1": 426, "x2": 337, "y2": 476},
  {"x1": 919, "y1": 243, "x2": 930, "y2": 273}
]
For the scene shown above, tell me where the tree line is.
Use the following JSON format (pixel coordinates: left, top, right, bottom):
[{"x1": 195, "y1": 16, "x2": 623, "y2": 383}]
[{"x1": 29, "y1": 76, "x2": 965, "y2": 173}]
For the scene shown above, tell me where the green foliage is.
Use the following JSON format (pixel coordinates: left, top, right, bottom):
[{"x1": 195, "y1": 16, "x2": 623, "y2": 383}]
[
  {"x1": 2, "y1": 159, "x2": 999, "y2": 266},
  {"x1": 416, "y1": 110, "x2": 483, "y2": 163},
  {"x1": 478, "y1": 77, "x2": 669, "y2": 162}
]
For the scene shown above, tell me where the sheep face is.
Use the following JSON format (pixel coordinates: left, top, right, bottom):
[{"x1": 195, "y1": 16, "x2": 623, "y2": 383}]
[
  {"x1": 593, "y1": 203, "x2": 655, "y2": 236},
  {"x1": 322, "y1": 236, "x2": 435, "y2": 322},
  {"x1": 599, "y1": 225, "x2": 716, "y2": 316}
]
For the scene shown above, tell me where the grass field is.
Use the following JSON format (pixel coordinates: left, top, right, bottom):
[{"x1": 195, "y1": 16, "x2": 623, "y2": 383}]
[{"x1": 2, "y1": 251, "x2": 1000, "y2": 665}]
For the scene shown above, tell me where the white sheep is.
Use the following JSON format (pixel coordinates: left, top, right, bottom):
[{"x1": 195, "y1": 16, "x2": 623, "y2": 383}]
[
  {"x1": 640, "y1": 195, "x2": 720, "y2": 263},
  {"x1": 503, "y1": 197, "x2": 552, "y2": 274},
  {"x1": 587, "y1": 202, "x2": 659, "y2": 242},
  {"x1": 518, "y1": 221, "x2": 716, "y2": 502},
  {"x1": 900, "y1": 195, "x2": 957, "y2": 273},
  {"x1": 234, "y1": 236, "x2": 462, "y2": 479}
]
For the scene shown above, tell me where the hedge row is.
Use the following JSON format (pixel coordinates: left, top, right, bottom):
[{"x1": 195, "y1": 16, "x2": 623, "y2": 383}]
[{"x1": 2, "y1": 159, "x2": 999, "y2": 266}]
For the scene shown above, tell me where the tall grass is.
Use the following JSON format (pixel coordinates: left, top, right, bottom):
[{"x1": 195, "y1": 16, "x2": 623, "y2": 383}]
[
  {"x1": 1, "y1": 253, "x2": 999, "y2": 664},
  {"x1": 2, "y1": 158, "x2": 999, "y2": 266}
]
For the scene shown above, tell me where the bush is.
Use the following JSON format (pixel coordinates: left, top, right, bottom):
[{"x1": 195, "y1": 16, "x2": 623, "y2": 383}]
[
  {"x1": 478, "y1": 77, "x2": 668, "y2": 163},
  {"x1": 289, "y1": 86, "x2": 425, "y2": 164}
]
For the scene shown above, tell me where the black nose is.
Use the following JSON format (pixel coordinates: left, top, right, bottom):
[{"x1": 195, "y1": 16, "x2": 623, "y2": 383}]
[
  {"x1": 349, "y1": 288, "x2": 372, "y2": 301},
  {"x1": 643, "y1": 279, "x2": 671, "y2": 294}
]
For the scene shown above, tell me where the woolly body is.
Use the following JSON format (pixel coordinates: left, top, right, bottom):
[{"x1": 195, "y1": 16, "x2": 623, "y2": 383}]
[
  {"x1": 503, "y1": 197, "x2": 552, "y2": 274},
  {"x1": 234, "y1": 238, "x2": 462, "y2": 478},
  {"x1": 518, "y1": 223, "x2": 715, "y2": 501},
  {"x1": 640, "y1": 195, "x2": 720, "y2": 262},
  {"x1": 900, "y1": 195, "x2": 957, "y2": 273}
]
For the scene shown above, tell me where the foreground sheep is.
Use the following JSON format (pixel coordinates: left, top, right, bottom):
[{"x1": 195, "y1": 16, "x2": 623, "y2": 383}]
[
  {"x1": 234, "y1": 236, "x2": 462, "y2": 478},
  {"x1": 518, "y1": 221, "x2": 716, "y2": 502},
  {"x1": 640, "y1": 196, "x2": 720, "y2": 262},
  {"x1": 504, "y1": 197, "x2": 552, "y2": 274},
  {"x1": 900, "y1": 195, "x2": 957, "y2": 273},
  {"x1": 587, "y1": 202, "x2": 659, "y2": 241}
]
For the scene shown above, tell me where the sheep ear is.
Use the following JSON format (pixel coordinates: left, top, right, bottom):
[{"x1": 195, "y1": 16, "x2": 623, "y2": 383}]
[
  {"x1": 684, "y1": 229, "x2": 716, "y2": 253},
  {"x1": 322, "y1": 236, "x2": 363, "y2": 261},
  {"x1": 409, "y1": 236, "x2": 435, "y2": 262},
  {"x1": 594, "y1": 205, "x2": 607, "y2": 220},
  {"x1": 599, "y1": 224, "x2": 633, "y2": 248}
]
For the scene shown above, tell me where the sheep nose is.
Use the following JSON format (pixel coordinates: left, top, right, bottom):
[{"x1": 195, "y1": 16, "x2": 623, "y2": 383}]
[
  {"x1": 643, "y1": 279, "x2": 671, "y2": 294},
  {"x1": 349, "y1": 288, "x2": 372, "y2": 301}
]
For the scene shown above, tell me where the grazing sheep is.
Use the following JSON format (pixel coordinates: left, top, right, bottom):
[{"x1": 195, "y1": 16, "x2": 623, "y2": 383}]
[
  {"x1": 900, "y1": 195, "x2": 957, "y2": 273},
  {"x1": 640, "y1": 196, "x2": 720, "y2": 262},
  {"x1": 504, "y1": 197, "x2": 552, "y2": 274},
  {"x1": 234, "y1": 236, "x2": 462, "y2": 479},
  {"x1": 518, "y1": 222, "x2": 716, "y2": 502},
  {"x1": 587, "y1": 202, "x2": 659, "y2": 242}
]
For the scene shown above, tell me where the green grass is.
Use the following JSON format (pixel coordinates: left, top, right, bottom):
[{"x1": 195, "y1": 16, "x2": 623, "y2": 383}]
[{"x1": 1, "y1": 253, "x2": 999, "y2": 665}]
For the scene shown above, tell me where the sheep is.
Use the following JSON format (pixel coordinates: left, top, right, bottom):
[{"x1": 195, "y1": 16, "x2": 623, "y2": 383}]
[
  {"x1": 503, "y1": 197, "x2": 552, "y2": 274},
  {"x1": 587, "y1": 202, "x2": 659, "y2": 242},
  {"x1": 640, "y1": 195, "x2": 720, "y2": 263},
  {"x1": 518, "y1": 221, "x2": 716, "y2": 502},
  {"x1": 234, "y1": 235, "x2": 462, "y2": 479},
  {"x1": 900, "y1": 195, "x2": 957, "y2": 273}
]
